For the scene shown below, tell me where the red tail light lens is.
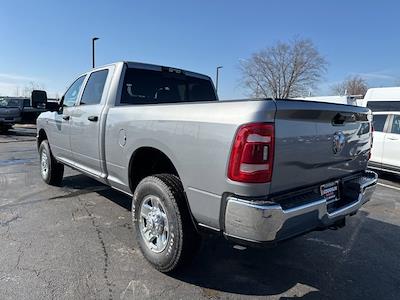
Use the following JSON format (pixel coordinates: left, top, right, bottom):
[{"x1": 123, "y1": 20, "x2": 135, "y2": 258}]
[{"x1": 228, "y1": 123, "x2": 274, "y2": 183}]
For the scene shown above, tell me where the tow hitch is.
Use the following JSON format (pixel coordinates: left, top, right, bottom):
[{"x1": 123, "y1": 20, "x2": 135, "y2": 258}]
[{"x1": 329, "y1": 218, "x2": 346, "y2": 230}]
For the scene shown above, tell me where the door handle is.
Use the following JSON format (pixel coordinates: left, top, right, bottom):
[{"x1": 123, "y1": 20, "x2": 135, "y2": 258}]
[
  {"x1": 62, "y1": 115, "x2": 70, "y2": 121},
  {"x1": 387, "y1": 137, "x2": 399, "y2": 140},
  {"x1": 88, "y1": 116, "x2": 98, "y2": 122}
]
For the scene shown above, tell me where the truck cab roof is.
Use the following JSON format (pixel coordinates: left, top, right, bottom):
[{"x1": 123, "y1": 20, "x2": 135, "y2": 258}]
[{"x1": 91, "y1": 61, "x2": 212, "y2": 81}]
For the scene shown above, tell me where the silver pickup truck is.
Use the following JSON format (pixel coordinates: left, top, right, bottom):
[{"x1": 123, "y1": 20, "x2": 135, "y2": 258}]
[{"x1": 35, "y1": 61, "x2": 377, "y2": 272}]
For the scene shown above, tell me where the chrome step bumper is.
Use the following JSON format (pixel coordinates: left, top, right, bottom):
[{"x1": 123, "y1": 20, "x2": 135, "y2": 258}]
[{"x1": 224, "y1": 171, "x2": 378, "y2": 243}]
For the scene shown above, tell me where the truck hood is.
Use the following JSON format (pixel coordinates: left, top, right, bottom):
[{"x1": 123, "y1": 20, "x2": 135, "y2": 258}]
[{"x1": 0, "y1": 107, "x2": 21, "y2": 118}]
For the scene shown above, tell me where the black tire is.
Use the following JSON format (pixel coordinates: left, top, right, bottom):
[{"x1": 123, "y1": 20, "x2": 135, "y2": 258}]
[
  {"x1": 39, "y1": 140, "x2": 64, "y2": 186},
  {"x1": 0, "y1": 125, "x2": 11, "y2": 133},
  {"x1": 132, "y1": 174, "x2": 200, "y2": 273}
]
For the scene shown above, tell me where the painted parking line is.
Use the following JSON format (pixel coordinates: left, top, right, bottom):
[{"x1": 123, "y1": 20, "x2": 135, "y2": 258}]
[{"x1": 377, "y1": 182, "x2": 400, "y2": 192}]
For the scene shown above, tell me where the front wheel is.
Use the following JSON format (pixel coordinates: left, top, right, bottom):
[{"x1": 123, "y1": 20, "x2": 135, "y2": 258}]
[
  {"x1": 132, "y1": 174, "x2": 200, "y2": 273},
  {"x1": 39, "y1": 140, "x2": 64, "y2": 186},
  {"x1": 0, "y1": 124, "x2": 11, "y2": 133}
]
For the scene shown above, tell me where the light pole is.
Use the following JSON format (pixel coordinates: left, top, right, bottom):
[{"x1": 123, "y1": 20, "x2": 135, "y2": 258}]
[
  {"x1": 92, "y1": 37, "x2": 99, "y2": 68},
  {"x1": 216, "y1": 66, "x2": 223, "y2": 95}
]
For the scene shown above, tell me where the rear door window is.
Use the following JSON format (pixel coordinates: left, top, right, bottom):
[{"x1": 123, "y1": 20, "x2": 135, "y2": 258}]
[
  {"x1": 120, "y1": 68, "x2": 217, "y2": 105},
  {"x1": 373, "y1": 114, "x2": 388, "y2": 132},
  {"x1": 391, "y1": 115, "x2": 400, "y2": 134},
  {"x1": 80, "y1": 70, "x2": 109, "y2": 105}
]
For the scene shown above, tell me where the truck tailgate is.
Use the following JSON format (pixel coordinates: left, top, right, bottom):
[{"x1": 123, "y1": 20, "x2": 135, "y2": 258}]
[{"x1": 270, "y1": 100, "x2": 372, "y2": 194}]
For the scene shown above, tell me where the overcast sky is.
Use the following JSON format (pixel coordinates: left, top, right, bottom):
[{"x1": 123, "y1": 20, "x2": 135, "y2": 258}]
[{"x1": 1, "y1": 0, "x2": 400, "y2": 99}]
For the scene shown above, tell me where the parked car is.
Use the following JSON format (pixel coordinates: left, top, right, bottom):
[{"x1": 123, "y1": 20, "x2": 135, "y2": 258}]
[
  {"x1": 35, "y1": 61, "x2": 377, "y2": 272},
  {"x1": 369, "y1": 111, "x2": 400, "y2": 174},
  {"x1": 0, "y1": 97, "x2": 23, "y2": 133},
  {"x1": 360, "y1": 87, "x2": 400, "y2": 111}
]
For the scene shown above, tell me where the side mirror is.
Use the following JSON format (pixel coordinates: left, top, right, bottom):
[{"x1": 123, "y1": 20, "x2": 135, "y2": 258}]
[
  {"x1": 57, "y1": 96, "x2": 64, "y2": 113},
  {"x1": 31, "y1": 90, "x2": 47, "y2": 109}
]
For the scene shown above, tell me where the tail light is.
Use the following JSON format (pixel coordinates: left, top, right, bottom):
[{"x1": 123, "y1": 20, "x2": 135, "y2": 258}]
[{"x1": 228, "y1": 123, "x2": 274, "y2": 183}]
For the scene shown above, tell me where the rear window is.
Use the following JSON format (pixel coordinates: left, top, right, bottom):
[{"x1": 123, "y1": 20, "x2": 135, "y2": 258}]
[
  {"x1": 373, "y1": 114, "x2": 388, "y2": 132},
  {"x1": 367, "y1": 101, "x2": 400, "y2": 112},
  {"x1": 120, "y1": 68, "x2": 217, "y2": 105}
]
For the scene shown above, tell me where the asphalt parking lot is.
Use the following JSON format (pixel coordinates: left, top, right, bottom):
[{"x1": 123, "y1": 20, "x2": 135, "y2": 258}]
[{"x1": 1, "y1": 126, "x2": 400, "y2": 300}]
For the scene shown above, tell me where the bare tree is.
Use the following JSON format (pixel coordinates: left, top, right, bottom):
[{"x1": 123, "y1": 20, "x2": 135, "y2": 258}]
[
  {"x1": 22, "y1": 81, "x2": 45, "y2": 97},
  {"x1": 14, "y1": 86, "x2": 21, "y2": 97},
  {"x1": 331, "y1": 75, "x2": 368, "y2": 97},
  {"x1": 240, "y1": 39, "x2": 327, "y2": 99}
]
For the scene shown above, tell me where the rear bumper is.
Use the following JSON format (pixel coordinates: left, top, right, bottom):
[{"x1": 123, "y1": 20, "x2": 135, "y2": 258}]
[{"x1": 224, "y1": 170, "x2": 378, "y2": 244}]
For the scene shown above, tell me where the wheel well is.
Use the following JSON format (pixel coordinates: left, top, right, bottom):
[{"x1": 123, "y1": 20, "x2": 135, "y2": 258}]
[
  {"x1": 129, "y1": 147, "x2": 179, "y2": 193},
  {"x1": 37, "y1": 129, "x2": 47, "y2": 149},
  {"x1": 129, "y1": 147, "x2": 200, "y2": 233}
]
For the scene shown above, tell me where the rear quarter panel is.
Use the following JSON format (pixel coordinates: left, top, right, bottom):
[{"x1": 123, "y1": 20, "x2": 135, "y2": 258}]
[{"x1": 104, "y1": 100, "x2": 276, "y2": 228}]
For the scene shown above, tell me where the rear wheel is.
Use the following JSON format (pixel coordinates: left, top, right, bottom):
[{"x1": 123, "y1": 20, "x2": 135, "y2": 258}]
[
  {"x1": 132, "y1": 174, "x2": 200, "y2": 272},
  {"x1": 39, "y1": 140, "x2": 64, "y2": 186}
]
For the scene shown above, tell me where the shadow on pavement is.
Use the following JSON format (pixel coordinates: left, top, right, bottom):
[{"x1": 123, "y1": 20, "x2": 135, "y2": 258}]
[
  {"x1": 374, "y1": 170, "x2": 400, "y2": 183},
  {"x1": 61, "y1": 174, "x2": 400, "y2": 299},
  {"x1": 62, "y1": 174, "x2": 131, "y2": 210},
  {"x1": 174, "y1": 214, "x2": 400, "y2": 299},
  {"x1": 9, "y1": 127, "x2": 37, "y2": 137},
  {"x1": 0, "y1": 126, "x2": 37, "y2": 138}
]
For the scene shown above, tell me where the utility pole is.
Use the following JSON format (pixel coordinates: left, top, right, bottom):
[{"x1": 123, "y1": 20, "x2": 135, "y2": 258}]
[
  {"x1": 216, "y1": 66, "x2": 223, "y2": 95},
  {"x1": 92, "y1": 37, "x2": 99, "y2": 68}
]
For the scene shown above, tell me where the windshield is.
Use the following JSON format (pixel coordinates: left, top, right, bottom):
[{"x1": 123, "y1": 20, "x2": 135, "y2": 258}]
[
  {"x1": 120, "y1": 68, "x2": 217, "y2": 105},
  {"x1": 0, "y1": 98, "x2": 22, "y2": 108}
]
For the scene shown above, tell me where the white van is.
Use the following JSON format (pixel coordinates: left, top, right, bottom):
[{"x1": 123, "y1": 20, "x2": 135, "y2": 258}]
[
  {"x1": 361, "y1": 87, "x2": 400, "y2": 111},
  {"x1": 369, "y1": 111, "x2": 400, "y2": 174}
]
